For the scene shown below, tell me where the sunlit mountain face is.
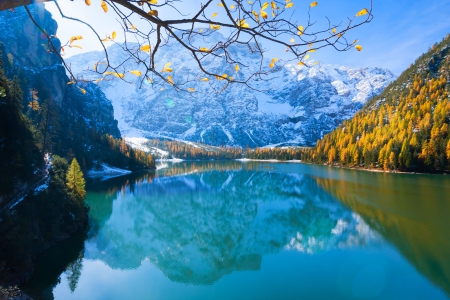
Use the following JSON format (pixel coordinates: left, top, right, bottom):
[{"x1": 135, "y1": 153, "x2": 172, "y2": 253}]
[{"x1": 67, "y1": 33, "x2": 395, "y2": 147}]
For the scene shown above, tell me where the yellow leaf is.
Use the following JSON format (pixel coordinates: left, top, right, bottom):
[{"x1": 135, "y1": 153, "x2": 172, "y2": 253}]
[
  {"x1": 229, "y1": 76, "x2": 234, "y2": 81},
  {"x1": 290, "y1": 37, "x2": 294, "y2": 43},
  {"x1": 332, "y1": 28, "x2": 336, "y2": 34},
  {"x1": 167, "y1": 75, "x2": 174, "y2": 85},
  {"x1": 101, "y1": 37, "x2": 112, "y2": 42},
  {"x1": 210, "y1": 24, "x2": 221, "y2": 30},
  {"x1": 238, "y1": 19, "x2": 250, "y2": 28},
  {"x1": 261, "y1": 2, "x2": 269, "y2": 10},
  {"x1": 230, "y1": 4, "x2": 235, "y2": 9},
  {"x1": 67, "y1": 81, "x2": 75, "y2": 85},
  {"x1": 103, "y1": 71, "x2": 125, "y2": 79},
  {"x1": 201, "y1": 77, "x2": 210, "y2": 82},
  {"x1": 355, "y1": 45, "x2": 363, "y2": 51},
  {"x1": 308, "y1": 43, "x2": 312, "y2": 47},
  {"x1": 211, "y1": 12, "x2": 218, "y2": 18},
  {"x1": 269, "y1": 58, "x2": 279, "y2": 68},
  {"x1": 101, "y1": 1, "x2": 108, "y2": 12},
  {"x1": 69, "y1": 35, "x2": 82, "y2": 44},
  {"x1": 199, "y1": 47, "x2": 211, "y2": 52},
  {"x1": 215, "y1": 74, "x2": 228, "y2": 80},
  {"x1": 161, "y1": 63, "x2": 173, "y2": 72},
  {"x1": 140, "y1": 44, "x2": 151, "y2": 53},
  {"x1": 149, "y1": 0, "x2": 157, "y2": 4},
  {"x1": 85, "y1": 0, "x2": 91, "y2": 6},
  {"x1": 199, "y1": 28, "x2": 204, "y2": 33},
  {"x1": 148, "y1": 10, "x2": 158, "y2": 17},
  {"x1": 217, "y1": 2, "x2": 224, "y2": 7},
  {"x1": 248, "y1": 1, "x2": 253, "y2": 4},
  {"x1": 298, "y1": 61, "x2": 306, "y2": 66},
  {"x1": 187, "y1": 88, "x2": 195, "y2": 92},
  {"x1": 260, "y1": 10, "x2": 268, "y2": 19},
  {"x1": 94, "y1": 78, "x2": 103, "y2": 84},
  {"x1": 131, "y1": 24, "x2": 137, "y2": 30},
  {"x1": 310, "y1": 1, "x2": 318, "y2": 7},
  {"x1": 94, "y1": 63, "x2": 98, "y2": 71},
  {"x1": 235, "y1": 64, "x2": 239, "y2": 72},
  {"x1": 285, "y1": 2, "x2": 293, "y2": 8},
  {"x1": 69, "y1": 44, "x2": 82, "y2": 49},
  {"x1": 312, "y1": 61, "x2": 320, "y2": 65},
  {"x1": 77, "y1": 87, "x2": 86, "y2": 94},
  {"x1": 146, "y1": 78, "x2": 152, "y2": 83},
  {"x1": 356, "y1": 8, "x2": 368, "y2": 17},
  {"x1": 271, "y1": 1, "x2": 276, "y2": 9},
  {"x1": 304, "y1": 54, "x2": 310, "y2": 60},
  {"x1": 309, "y1": 49, "x2": 316, "y2": 52},
  {"x1": 252, "y1": 10, "x2": 260, "y2": 22},
  {"x1": 129, "y1": 70, "x2": 142, "y2": 76},
  {"x1": 297, "y1": 25, "x2": 304, "y2": 35},
  {"x1": 112, "y1": 31, "x2": 116, "y2": 40}
]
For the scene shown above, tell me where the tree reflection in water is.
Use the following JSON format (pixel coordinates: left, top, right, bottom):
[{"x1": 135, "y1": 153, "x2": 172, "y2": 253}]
[{"x1": 85, "y1": 161, "x2": 378, "y2": 285}]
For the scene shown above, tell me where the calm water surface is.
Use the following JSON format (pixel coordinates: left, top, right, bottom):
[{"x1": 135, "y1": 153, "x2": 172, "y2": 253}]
[{"x1": 24, "y1": 161, "x2": 450, "y2": 299}]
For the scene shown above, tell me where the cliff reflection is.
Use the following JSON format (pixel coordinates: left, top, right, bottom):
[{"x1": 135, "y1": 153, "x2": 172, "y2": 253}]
[{"x1": 85, "y1": 164, "x2": 378, "y2": 285}]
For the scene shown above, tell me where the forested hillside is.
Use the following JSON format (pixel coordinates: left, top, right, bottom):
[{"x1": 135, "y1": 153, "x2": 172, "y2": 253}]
[
  {"x1": 0, "y1": 5, "x2": 154, "y2": 285},
  {"x1": 303, "y1": 34, "x2": 450, "y2": 172}
]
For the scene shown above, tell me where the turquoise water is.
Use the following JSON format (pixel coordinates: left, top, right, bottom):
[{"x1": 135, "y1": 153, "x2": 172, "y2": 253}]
[{"x1": 24, "y1": 161, "x2": 450, "y2": 299}]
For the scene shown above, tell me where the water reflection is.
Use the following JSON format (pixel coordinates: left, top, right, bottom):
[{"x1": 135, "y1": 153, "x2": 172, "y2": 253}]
[
  {"x1": 24, "y1": 162, "x2": 450, "y2": 299},
  {"x1": 85, "y1": 163, "x2": 377, "y2": 285},
  {"x1": 22, "y1": 231, "x2": 85, "y2": 299},
  {"x1": 314, "y1": 172, "x2": 450, "y2": 297}
]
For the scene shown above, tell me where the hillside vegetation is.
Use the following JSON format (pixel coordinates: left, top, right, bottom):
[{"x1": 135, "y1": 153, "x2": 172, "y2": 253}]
[{"x1": 303, "y1": 34, "x2": 450, "y2": 172}]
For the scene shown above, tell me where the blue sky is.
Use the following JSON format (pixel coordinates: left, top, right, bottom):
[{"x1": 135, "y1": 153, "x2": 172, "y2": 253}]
[{"x1": 45, "y1": 0, "x2": 450, "y2": 75}]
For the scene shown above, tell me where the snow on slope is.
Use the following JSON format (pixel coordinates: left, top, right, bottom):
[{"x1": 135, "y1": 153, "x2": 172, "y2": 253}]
[{"x1": 67, "y1": 31, "x2": 395, "y2": 146}]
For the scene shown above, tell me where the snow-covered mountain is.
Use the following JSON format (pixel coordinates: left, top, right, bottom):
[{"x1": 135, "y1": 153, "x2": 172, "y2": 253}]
[{"x1": 67, "y1": 32, "x2": 395, "y2": 146}]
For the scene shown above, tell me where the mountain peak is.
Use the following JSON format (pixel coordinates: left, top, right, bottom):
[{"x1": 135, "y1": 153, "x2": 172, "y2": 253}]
[{"x1": 67, "y1": 39, "x2": 395, "y2": 147}]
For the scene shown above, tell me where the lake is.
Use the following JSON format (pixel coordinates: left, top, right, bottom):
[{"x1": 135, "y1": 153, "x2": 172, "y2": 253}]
[{"x1": 23, "y1": 161, "x2": 450, "y2": 299}]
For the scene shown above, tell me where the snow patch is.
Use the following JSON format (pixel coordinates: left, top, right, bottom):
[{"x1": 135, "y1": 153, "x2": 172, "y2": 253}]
[{"x1": 87, "y1": 163, "x2": 132, "y2": 180}]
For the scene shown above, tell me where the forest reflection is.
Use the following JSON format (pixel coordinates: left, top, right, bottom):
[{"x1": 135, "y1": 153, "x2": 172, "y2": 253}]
[{"x1": 315, "y1": 174, "x2": 450, "y2": 297}]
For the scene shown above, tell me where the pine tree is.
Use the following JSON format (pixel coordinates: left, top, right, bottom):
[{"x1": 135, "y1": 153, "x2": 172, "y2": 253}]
[{"x1": 66, "y1": 158, "x2": 86, "y2": 202}]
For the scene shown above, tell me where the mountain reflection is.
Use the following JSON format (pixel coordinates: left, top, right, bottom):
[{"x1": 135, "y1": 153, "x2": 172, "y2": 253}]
[{"x1": 85, "y1": 164, "x2": 378, "y2": 285}]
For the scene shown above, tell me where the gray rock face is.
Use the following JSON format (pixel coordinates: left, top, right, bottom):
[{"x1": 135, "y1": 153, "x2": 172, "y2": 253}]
[
  {"x1": 0, "y1": 4, "x2": 120, "y2": 138},
  {"x1": 66, "y1": 33, "x2": 395, "y2": 146}
]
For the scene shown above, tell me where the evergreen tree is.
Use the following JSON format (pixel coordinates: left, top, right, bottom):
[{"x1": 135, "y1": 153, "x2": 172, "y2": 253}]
[{"x1": 66, "y1": 158, "x2": 86, "y2": 202}]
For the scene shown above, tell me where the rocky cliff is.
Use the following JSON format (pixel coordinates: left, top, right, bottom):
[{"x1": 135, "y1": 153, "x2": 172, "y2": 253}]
[{"x1": 0, "y1": 4, "x2": 120, "y2": 139}]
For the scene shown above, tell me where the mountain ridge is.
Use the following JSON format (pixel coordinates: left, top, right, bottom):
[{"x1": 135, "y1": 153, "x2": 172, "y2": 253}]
[{"x1": 66, "y1": 37, "x2": 395, "y2": 147}]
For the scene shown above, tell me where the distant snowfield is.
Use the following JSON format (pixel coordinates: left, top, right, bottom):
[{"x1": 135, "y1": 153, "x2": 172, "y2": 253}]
[{"x1": 87, "y1": 163, "x2": 132, "y2": 180}]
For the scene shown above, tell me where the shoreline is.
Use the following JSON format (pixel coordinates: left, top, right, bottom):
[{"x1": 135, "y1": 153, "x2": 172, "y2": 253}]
[{"x1": 236, "y1": 159, "x2": 449, "y2": 175}]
